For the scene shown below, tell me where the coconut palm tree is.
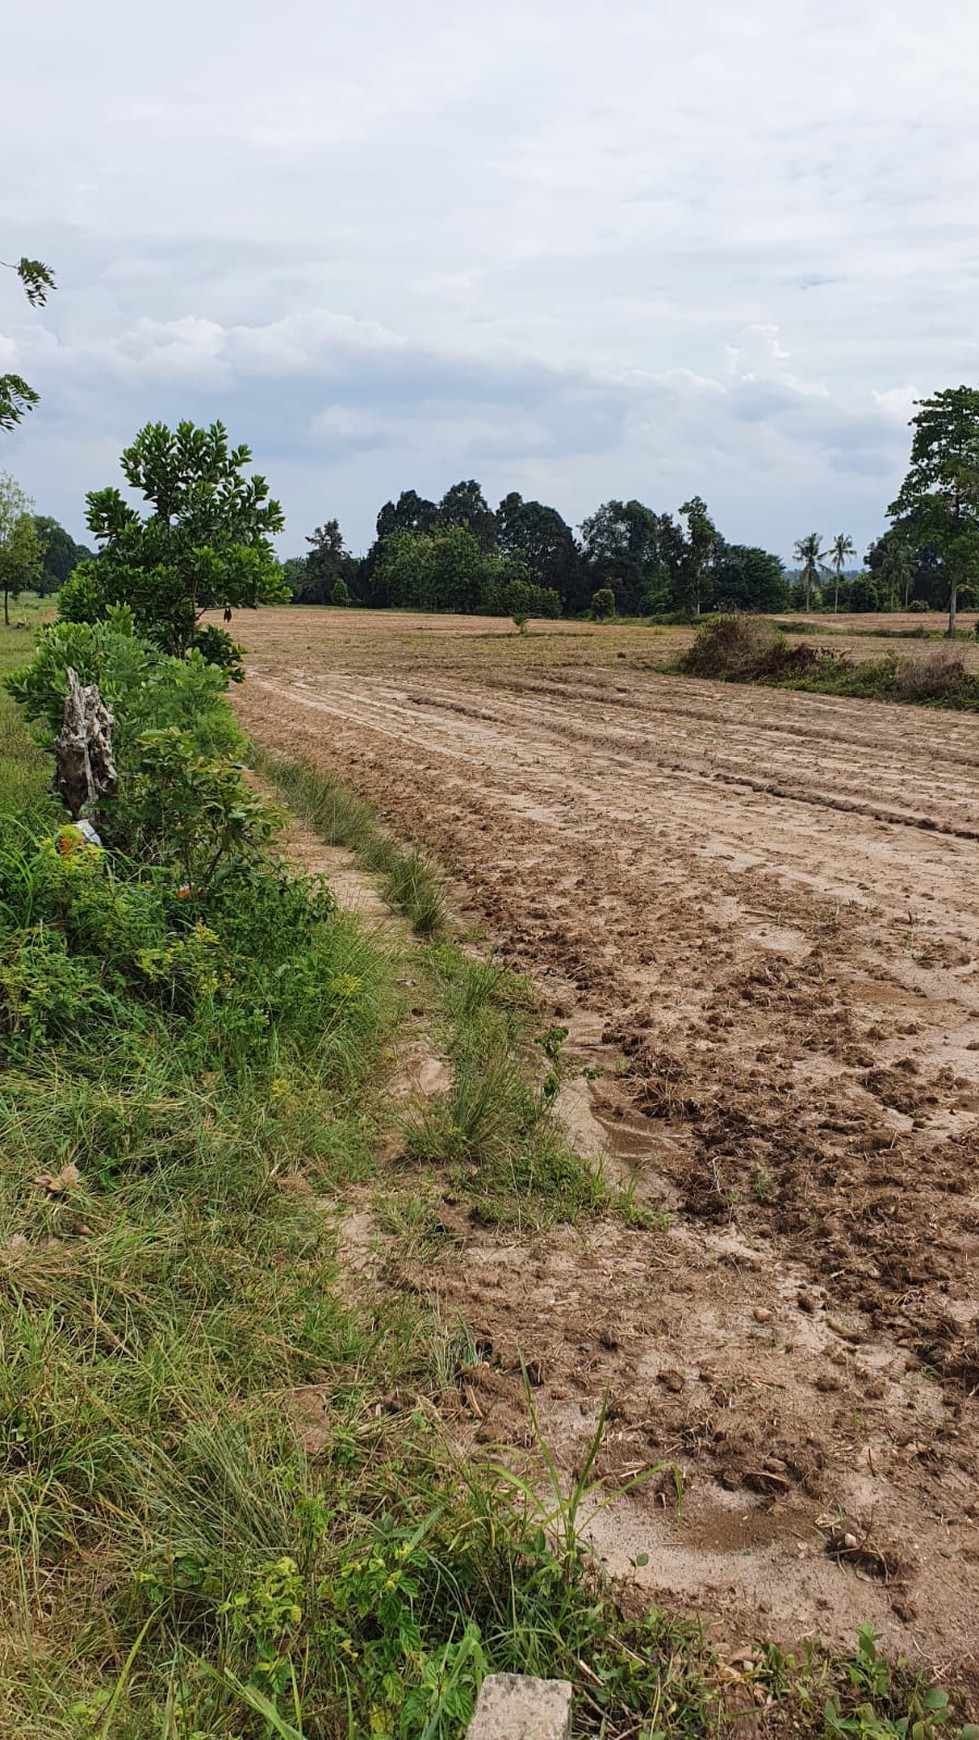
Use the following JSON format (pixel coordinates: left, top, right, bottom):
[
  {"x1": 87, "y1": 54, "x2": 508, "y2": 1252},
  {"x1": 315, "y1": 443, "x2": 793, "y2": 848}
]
[
  {"x1": 793, "y1": 533, "x2": 825, "y2": 612},
  {"x1": 828, "y1": 532, "x2": 856, "y2": 614}
]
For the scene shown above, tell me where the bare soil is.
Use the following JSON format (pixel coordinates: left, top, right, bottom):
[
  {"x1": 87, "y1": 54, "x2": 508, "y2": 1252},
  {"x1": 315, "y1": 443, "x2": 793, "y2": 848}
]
[{"x1": 232, "y1": 607, "x2": 979, "y2": 1692}]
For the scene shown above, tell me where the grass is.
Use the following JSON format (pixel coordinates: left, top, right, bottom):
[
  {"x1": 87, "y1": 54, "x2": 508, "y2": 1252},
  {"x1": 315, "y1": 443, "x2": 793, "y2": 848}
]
[
  {"x1": 0, "y1": 608, "x2": 970, "y2": 1737},
  {"x1": 253, "y1": 751, "x2": 446, "y2": 936}
]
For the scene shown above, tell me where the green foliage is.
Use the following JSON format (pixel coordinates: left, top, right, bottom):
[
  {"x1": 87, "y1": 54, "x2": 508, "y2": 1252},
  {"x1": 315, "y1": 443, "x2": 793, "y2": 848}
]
[
  {"x1": 0, "y1": 473, "x2": 42, "y2": 625},
  {"x1": 31, "y1": 514, "x2": 89, "y2": 595},
  {"x1": 331, "y1": 575, "x2": 352, "y2": 606},
  {"x1": 794, "y1": 532, "x2": 827, "y2": 610},
  {"x1": 0, "y1": 255, "x2": 55, "y2": 430},
  {"x1": 888, "y1": 385, "x2": 979, "y2": 632},
  {"x1": 59, "y1": 420, "x2": 288, "y2": 665},
  {"x1": 589, "y1": 586, "x2": 616, "y2": 621}
]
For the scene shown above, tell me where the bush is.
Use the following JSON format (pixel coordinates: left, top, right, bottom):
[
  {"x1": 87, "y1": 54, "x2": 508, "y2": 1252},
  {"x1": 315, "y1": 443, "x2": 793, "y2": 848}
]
[
  {"x1": 895, "y1": 651, "x2": 969, "y2": 704},
  {"x1": 589, "y1": 586, "x2": 616, "y2": 621},
  {"x1": 678, "y1": 614, "x2": 786, "y2": 678},
  {"x1": 908, "y1": 598, "x2": 929, "y2": 612}
]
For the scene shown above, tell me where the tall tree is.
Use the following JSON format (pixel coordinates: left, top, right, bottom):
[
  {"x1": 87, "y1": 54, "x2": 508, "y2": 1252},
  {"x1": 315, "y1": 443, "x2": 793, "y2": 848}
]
[
  {"x1": 58, "y1": 420, "x2": 287, "y2": 671},
  {"x1": 712, "y1": 544, "x2": 789, "y2": 613},
  {"x1": 375, "y1": 489, "x2": 438, "y2": 541},
  {"x1": 828, "y1": 532, "x2": 856, "y2": 614},
  {"x1": 437, "y1": 480, "x2": 496, "y2": 550},
  {"x1": 793, "y1": 533, "x2": 825, "y2": 612},
  {"x1": 32, "y1": 515, "x2": 89, "y2": 595},
  {"x1": 0, "y1": 473, "x2": 42, "y2": 624},
  {"x1": 495, "y1": 492, "x2": 579, "y2": 605},
  {"x1": 579, "y1": 499, "x2": 667, "y2": 615},
  {"x1": 888, "y1": 385, "x2": 979, "y2": 635},
  {"x1": 677, "y1": 496, "x2": 719, "y2": 617},
  {"x1": 297, "y1": 519, "x2": 359, "y2": 604},
  {"x1": 1, "y1": 256, "x2": 56, "y2": 430}
]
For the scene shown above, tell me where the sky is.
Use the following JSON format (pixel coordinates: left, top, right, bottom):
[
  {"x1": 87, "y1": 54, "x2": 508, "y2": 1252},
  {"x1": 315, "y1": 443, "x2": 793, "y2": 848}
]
[{"x1": 3, "y1": 0, "x2": 979, "y2": 561}]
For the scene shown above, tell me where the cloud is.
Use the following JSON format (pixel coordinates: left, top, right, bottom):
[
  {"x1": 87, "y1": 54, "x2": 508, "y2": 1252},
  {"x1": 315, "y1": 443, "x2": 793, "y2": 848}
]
[{"x1": 2, "y1": 0, "x2": 977, "y2": 554}]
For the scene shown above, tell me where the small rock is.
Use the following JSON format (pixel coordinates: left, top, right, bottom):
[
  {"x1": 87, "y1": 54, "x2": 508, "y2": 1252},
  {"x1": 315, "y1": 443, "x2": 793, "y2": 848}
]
[{"x1": 753, "y1": 1306, "x2": 773, "y2": 1324}]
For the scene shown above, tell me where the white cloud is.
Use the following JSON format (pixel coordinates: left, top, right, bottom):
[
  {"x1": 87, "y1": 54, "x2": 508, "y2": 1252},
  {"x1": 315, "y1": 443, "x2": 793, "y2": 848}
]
[{"x1": 2, "y1": 0, "x2": 976, "y2": 554}]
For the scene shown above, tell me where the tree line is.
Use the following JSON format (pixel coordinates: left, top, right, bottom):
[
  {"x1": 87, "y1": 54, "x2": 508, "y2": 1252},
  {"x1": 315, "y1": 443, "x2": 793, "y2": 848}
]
[
  {"x1": 284, "y1": 486, "x2": 795, "y2": 618},
  {"x1": 5, "y1": 243, "x2": 979, "y2": 634}
]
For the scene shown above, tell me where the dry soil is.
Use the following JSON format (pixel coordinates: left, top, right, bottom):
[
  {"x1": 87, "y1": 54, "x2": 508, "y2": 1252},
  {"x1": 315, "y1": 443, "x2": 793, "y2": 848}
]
[{"x1": 231, "y1": 608, "x2": 979, "y2": 1691}]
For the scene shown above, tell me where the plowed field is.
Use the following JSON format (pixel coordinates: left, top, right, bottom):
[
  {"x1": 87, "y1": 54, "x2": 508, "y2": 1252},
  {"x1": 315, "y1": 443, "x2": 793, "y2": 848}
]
[{"x1": 232, "y1": 608, "x2": 979, "y2": 1688}]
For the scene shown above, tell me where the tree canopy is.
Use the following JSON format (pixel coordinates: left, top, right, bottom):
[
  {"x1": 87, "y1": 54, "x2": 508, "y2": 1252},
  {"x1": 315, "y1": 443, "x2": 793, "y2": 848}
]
[
  {"x1": 888, "y1": 385, "x2": 979, "y2": 634},
  {"x1": 58, "y1": 420, "x2": 287, "y2": 672}
]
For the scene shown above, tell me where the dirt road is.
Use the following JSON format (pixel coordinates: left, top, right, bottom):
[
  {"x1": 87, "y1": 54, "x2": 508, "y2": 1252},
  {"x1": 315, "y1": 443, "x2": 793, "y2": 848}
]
[{"x1": 234, "y1": 609, "x2": 979, "y2": 1686}]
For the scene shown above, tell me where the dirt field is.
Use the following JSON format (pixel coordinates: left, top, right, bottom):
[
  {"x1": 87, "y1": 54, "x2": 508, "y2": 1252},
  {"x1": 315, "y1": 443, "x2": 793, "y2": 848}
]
[{"x1": 232, "y1": 608, "x2": 979, "y2": 1690}]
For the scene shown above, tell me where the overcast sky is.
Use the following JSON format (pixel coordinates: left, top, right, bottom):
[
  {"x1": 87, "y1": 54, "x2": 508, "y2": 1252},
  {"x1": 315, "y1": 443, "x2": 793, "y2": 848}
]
[{"x1": 3, "y1": 0, "x2": 978, "y2": 560}]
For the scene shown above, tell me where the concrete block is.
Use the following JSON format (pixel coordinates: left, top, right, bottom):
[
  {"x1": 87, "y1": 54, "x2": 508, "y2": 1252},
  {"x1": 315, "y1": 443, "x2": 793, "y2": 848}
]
[{"x1": 468, "y1": 1672, "x2": 573, "y2": 1739}]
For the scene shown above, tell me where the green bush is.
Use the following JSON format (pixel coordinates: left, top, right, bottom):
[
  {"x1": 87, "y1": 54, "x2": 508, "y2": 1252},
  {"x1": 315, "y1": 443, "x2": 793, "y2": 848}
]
[{"x1": 589, "y1": 586, "x2": 616, "y2": 621}]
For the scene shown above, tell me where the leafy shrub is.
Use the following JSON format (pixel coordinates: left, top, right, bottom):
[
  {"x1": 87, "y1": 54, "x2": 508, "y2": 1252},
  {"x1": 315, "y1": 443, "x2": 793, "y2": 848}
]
[
  {"x1": 5, "y1": 614, "x2": 240, "y2": 759},
  {"x1": 589, "y1": 586, "x2": 616, "y2": 621},
  {"x1": 908, "y1": 598, "x2": 929, "y2": 612}
]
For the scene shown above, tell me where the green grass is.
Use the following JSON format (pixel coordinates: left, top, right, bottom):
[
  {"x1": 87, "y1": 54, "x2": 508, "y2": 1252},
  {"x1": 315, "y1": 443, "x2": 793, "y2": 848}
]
[
  {"x1": 0, "y1": 612, "x2": 969, "y2": 1737},
  {"x1": 254, "y1": 751, "x2": 446, "y2": 936}
]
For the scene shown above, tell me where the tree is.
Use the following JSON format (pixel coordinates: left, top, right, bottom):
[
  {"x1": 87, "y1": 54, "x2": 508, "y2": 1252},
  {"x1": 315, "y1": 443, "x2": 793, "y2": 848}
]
[
  {"x1": 677, "y1": 496, "x2": 719, "y2": 617},
  {"x1": 437, "y1": 479, "x2": 496, "y2": 550},
  {"x1": 58, "y1": 421, "x2": 287, "y2": 672},
  {"x1": 32, "y1": 515, "x2": 89, "y2": 595},
  {"x1": 0, "y1": 473, "x2": 42, "y2": 624},
  {"x1": 828, "y1": 532, "x2": 856, "y2": 614},
  {"x1": 495, "y1": 493, "x2": 579, "y2": 606},
  {"x1": 579, "y1": 500, "x2": 668, "y2": 615},
  {"x1": 295, "y1": 518, "x2": 359, "y2": 604},
  {"x1": 793, "y1": 533, "x2": 825, "y2": 612},
  {"x1": 331, "y1": 576, "x2": 351, "y2": 606},
  {"x1": 888, "y1": 386, "x2": 979, "y2": 635},
  {"x1": 712, "y1": 544, "x2": 789, "y2": 613},
  {"x1": 1, "y1": 256, "x2": 56, "y2": 430}
]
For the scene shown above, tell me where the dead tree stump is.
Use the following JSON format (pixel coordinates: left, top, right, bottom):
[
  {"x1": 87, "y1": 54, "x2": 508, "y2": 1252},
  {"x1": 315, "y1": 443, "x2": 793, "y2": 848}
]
[{"x1": 52, "y1": 668, "x2": 117, "y2": 821}]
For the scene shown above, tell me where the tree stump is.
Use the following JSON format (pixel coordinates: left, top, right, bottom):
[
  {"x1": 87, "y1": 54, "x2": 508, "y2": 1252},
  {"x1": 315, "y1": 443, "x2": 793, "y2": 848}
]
[{"x1": 52, "y1": 668, "x2": 117, "y2": 821}]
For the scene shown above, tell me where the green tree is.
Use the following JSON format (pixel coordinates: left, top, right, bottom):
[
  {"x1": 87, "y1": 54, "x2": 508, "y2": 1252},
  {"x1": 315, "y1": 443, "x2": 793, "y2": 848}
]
[
  {"x1": 296, "y1": 518, "x2": 359, "y2": 604},
  {"x1": 32, "y1": 515, "x2": 89, "y2": 595},
  {"x1": 1, "y1": 256, "x2": 56, "y2": 430},
  {"x1": 888, "y1": 385, "x2": 979, "y2": 635},
  {"x1": 793, "y1": 533, "x2": 825, "y2": 612},
  {"x1": 0, "y1": 474, "x2": 43, "y2": 624},
  {"x1": 828, "y1": 532, "x2": 856, "y2": 614},
  {"x1": 677, "y1": 496, "x2": 719, "y2": 617},
  {"x1": 330, "y1": 576, "x2": 352, "y2": 606},
  {"x1": 712, "y1": 544, "x2": 789, "y2": 613},
  {"x1": 437, "y1": 479, "x2": 496, "y2": 550},
  {"x1": 58, "y1": 421, "x2": 287, "y2": 671},
  {"x1": 495, "y1": 492, "x2": 579, "y2": 606},
  {"x1": 579, "y1": 500, "x2": 668, "y2": 614}
]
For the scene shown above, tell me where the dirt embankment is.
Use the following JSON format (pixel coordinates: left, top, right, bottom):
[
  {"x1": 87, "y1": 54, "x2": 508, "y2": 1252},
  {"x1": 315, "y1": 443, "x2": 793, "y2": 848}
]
[{"x1": 233, "y1": 609, "x2": 979, "y2": 1690}]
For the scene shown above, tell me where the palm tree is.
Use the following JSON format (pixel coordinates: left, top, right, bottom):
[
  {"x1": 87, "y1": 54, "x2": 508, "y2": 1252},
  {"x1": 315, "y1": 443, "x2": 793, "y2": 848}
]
[
  {"x1": 793, "y1": 533, "x2": 825, "y2": 613},
  {"x1": 828, "y1": 532, "x2": 856, "y2": 614}
]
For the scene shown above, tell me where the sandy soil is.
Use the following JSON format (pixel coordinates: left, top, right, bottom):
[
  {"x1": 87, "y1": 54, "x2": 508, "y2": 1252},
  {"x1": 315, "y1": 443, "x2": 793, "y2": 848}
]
[{"x1": 232, "y1": 608, "x2": 979, "y2": 1693}]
